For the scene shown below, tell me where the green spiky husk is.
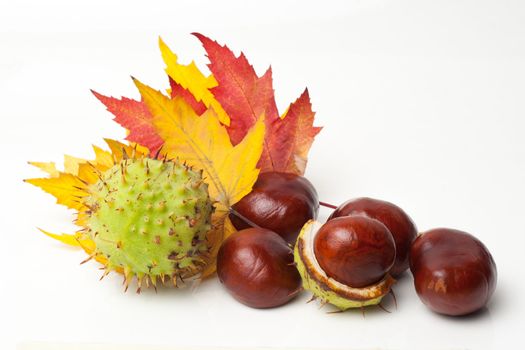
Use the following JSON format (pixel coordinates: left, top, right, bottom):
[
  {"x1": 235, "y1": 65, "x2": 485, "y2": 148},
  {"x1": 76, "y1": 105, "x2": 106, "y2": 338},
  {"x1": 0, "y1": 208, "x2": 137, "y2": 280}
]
[
  {"x1": 83, "y1": 158, "x2": 213, "y2": 286},
  {"x1": 294, "y1": 220, "x2": 395, "y2": 310}
]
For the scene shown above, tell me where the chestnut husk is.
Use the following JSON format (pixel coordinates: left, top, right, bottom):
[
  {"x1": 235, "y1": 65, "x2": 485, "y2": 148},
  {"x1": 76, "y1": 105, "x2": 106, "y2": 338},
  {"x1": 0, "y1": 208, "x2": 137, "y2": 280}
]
[{"x1": 294, "y1": 220, "x2": 396, "y2": 310}]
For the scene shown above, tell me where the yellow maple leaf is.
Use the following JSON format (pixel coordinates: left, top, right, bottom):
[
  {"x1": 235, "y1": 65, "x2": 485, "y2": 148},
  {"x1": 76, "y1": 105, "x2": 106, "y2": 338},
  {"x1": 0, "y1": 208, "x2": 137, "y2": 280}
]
[
  {"x1": 28, "y1": 161, "x2": 59, "y2": 177},
  {"x1": 159, "y1": 37, "x2": 230, "y2": 126},
  {"x1": 24, "y1": 173, "x2": 88, "y2": 211},
  {"x1": 38, "y1": 228, "x2": 87, "y2": 248},
  {"x1": 63, "y1": 154, "x2": 85, "y2": 174},
  {"x1": 38, "y1": 228, "x2": 112, "y2": 268},
  {"x1": 134, "y1": 78, "x2": 265, "y2": 210},
  {"x1": 134, "y1": 78, "x2": 265, "y2": 276},
  {"x1": 92, "y1": 144, "x2": 115, "y2": 170}
]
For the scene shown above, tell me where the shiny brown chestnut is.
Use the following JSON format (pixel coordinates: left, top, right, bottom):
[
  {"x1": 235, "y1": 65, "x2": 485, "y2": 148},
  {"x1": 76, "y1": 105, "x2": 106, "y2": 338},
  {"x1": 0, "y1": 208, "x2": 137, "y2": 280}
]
[
  {"x1": 230, "y1": 172, "x2": 319, "y2": 244},
  {"x1": 314, "y1": 216, "x2": 396, "y2": 288},
  {"x1": 410, "y1": 228, "x2": 497, "y2": 316},
  {"x1": 217, "y1": 227, "x2": 302, "y2": 308},
  {"x1": 328, "y1": 197, "x2": 417, "y2": 276}
]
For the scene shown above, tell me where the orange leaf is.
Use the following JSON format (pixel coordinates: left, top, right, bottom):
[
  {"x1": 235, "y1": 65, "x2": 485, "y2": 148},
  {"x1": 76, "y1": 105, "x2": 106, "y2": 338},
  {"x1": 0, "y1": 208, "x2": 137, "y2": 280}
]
[{"x1": 278, "y1": 89, "x2": 322, "y2": 174}]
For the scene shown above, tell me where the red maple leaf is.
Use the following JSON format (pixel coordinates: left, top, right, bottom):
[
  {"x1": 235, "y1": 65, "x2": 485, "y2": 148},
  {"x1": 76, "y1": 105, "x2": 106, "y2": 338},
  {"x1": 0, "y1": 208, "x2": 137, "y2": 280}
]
[
  {"x1": 91, "y1": 90, "x2": 164, "y2": 154},
  {"x1": 194, "y1": 33, "x2": 321, "y2": 175},
  {"x1": 92, "y1": 78, "x2": 208, "y2": 154}
]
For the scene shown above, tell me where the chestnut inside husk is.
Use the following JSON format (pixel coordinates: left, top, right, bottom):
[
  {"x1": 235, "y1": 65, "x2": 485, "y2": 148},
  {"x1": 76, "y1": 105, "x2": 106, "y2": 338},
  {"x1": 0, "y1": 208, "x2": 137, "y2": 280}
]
[
  {"x1": 294, "y1": 219, "x2": 396, "y2": 310},
  {"x1": 314, "y1": 216, "x2": 396, "y2": 288}
]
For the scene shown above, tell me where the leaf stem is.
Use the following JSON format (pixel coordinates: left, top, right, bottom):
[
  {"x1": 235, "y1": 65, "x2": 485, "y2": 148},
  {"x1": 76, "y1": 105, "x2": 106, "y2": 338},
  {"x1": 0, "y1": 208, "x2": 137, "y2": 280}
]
[
  {"x1": 319, "y1": 201, "x2": 338, "y2": 210},
  {"x1": 228, "y1": 207, "x2": 261, "y2": 229}
]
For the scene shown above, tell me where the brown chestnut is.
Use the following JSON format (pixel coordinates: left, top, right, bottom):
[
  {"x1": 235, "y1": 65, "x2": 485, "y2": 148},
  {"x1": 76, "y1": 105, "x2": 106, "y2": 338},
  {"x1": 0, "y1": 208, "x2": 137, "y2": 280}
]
[
  {"x1": 410, "y1": 228, "x2": 497, "y2": 316},
  {"x1": 314, "y1": 216, "x2": 396, "y2": 288},
  {"x1": 217, "y1": 227, "x2": 302, "y2": 308},
  {"x1": 328, "y1": 197, "x2": 417, "y2": 276},
  {"x1": 230, "y1": 172, "x2": 319, "y2": 244}
]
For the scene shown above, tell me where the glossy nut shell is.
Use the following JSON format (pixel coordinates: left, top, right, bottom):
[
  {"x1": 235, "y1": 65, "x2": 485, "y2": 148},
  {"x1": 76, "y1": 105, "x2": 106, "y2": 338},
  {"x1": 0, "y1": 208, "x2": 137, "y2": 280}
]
[
  {"x1": 217, "y1": 228, "x2": 302, "y2": 308},
  {"x1": 410, "y1": 228, "x2": 497, "y2": 316},
  {"x1": 314, "y1": 216, "x2": 396, "y2": 288},
  {"x1": 230, "y1": 172, "x2": 319, "y2": 244},
  {"x1": 329, "y1": 197, "x2": 417, "y2": 276}
]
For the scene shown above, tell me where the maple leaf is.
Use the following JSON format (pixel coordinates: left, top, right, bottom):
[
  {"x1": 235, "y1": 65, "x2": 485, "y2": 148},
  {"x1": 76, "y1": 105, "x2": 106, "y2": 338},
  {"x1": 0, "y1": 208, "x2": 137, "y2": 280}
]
[
  {"x1": 278, "y1": 89, "x2": 322, "y2": 174},
  {"x1": 134, "y1": 78, "x2": 265, "y2": 208},
  {"x1": 38, "y1": 228, "x2": 95, "y2": 251},
  {"x1": 28, "y1": 161, "x2": 59, "y2": 177},
  {"x1": 159, "y1": 37, "x2": 230, "y2": 125},
  {"x1": 133, "y1": 78, "x2": 266, "y2": 275},
  {"x1": 93, "y1": 74, "x2": 209, "y2": 153},
  {"x1": 91, "y1": 91, "x2": 164, "y2": 154},
  {"x1": 169, "y1": 77, "x2": 207, "y2": 115},
  {"x1": 25, "y1": 172, "x2": 88, "y2": 211},
  {"x1": 193, "y1": 33, "x2": 321, "y2": 175}
]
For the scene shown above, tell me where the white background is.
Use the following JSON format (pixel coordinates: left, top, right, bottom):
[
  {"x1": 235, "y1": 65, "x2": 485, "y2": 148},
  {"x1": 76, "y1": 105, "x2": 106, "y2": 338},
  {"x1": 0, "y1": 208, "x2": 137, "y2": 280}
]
[{"x1": 2, "y1": 0, "x2": 525, "y2": 349}]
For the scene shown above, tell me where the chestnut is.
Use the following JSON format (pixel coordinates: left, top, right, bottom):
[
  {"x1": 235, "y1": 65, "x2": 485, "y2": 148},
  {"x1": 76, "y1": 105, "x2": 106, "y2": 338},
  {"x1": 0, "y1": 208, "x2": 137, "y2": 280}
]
[
  {"x1": 328, "y1": 197, "x2": 417, "y2": 276},
  {"x1": 314, "y1": 216, "x2": 396, "y2": 288},
  {"x1": 230, "y1": 171, "x2": 319, "y2": 244},
  {"x1": 295, "y1": 220, "x2": 395, "y2": 310},
  {"x1": 217, "y1": 227, "x2": 302, "y2": 308},
  {"x1": 410, "y1": 228, "x2": 497, "y2": 316}
]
